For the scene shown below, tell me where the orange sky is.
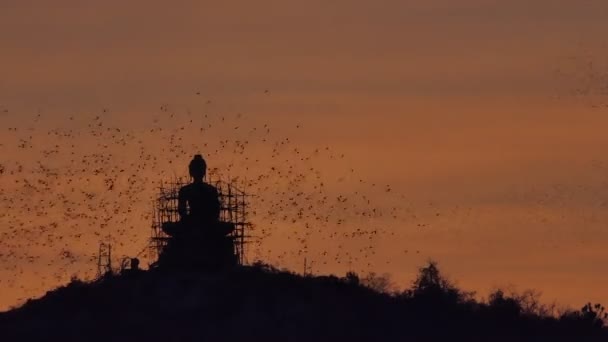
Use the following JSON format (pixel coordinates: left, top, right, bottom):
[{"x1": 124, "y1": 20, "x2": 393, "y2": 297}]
[{"x1": 2, "y1": 1, "x2": 608, "y2": 311}]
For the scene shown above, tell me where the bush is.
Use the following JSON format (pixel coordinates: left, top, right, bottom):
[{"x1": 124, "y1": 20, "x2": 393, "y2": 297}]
[
  {"x1": 560, "y1": 303, "x2": 607, "y2": 330},
  {"x1": 361, "y1": 272, "x2": 396, "y2": 294}
]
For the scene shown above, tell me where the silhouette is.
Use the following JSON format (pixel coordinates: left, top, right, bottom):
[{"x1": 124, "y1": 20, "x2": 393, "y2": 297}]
[
  {"x1": 158, "y1": 155, "x2": 236, "y2": 270},
  {"x1": 1, "y1": 261, "x2": 606, "y2": 342},
  {"x1": 162, "y1": 155, "x2": 222, "y2": 237}
]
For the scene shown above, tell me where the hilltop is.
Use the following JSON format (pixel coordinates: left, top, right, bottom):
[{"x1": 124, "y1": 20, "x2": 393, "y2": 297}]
[{"x1": 0, "y1": 262, "x2": 606, "y2": 342}]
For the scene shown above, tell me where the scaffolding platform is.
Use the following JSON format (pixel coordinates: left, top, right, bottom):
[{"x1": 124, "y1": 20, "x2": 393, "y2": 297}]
[{"x1": 149, "y1": 176, "x2": 253, "y2": 268}]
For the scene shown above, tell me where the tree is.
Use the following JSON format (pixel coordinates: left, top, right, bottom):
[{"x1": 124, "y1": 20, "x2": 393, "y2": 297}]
[{"x1": 361, "y1": 272, "x2": 396, "y2": 293}]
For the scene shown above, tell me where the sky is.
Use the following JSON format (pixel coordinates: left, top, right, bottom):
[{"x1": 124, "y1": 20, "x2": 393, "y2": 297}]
[{"x1": 1, "y1": 0, "x2": 608, "y2": 310}]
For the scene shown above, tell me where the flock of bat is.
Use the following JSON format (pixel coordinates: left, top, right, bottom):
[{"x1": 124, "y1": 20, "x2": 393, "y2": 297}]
[
  {"x1": 2, "y1": 88, "x2": 606, "y2": 308},
  {"x1": 0, "y1": 98, "x2": 439, "y2": 307},
  {"x1": 554, "y1": 54, "x2": 608, "y2": 108}
]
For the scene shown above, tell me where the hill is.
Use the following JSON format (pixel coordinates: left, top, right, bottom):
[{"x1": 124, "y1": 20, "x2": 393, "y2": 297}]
[{"x1": 0, "y1": 262, "x2": 606, "y2": 342}]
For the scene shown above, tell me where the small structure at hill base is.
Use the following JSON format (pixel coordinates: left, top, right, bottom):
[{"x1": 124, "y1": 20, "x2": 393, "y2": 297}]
[{"x1": 149, "y1": 154, "x2": 252, "y2": 271}]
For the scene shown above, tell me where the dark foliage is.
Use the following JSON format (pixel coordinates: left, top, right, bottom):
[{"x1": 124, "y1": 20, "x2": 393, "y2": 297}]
[{"x1": 0, "y1": 262, "x2": 605, "y2": 342}]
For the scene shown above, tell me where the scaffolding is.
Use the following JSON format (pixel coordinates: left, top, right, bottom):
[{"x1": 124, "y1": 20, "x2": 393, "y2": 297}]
[
  {"x1": 149, "y1": 176, "x2": 252, "y2": 266},
  {"x1": 97, "y1": 242, "x2": 112, "y2": 277}
]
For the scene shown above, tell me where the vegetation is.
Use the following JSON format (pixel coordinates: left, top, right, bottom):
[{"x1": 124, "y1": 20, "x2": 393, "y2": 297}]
[{"x1": 0, "y1": 261, "x2": 605, "y2": 341}]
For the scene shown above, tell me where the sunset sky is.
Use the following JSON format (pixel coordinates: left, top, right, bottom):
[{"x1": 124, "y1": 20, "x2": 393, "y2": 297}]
[{"x1": 2, "y1": 0, "x2": 608, "y2": 310}]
